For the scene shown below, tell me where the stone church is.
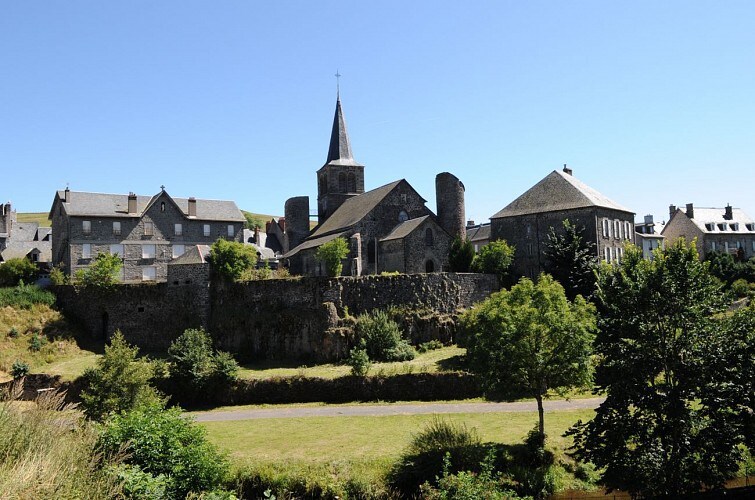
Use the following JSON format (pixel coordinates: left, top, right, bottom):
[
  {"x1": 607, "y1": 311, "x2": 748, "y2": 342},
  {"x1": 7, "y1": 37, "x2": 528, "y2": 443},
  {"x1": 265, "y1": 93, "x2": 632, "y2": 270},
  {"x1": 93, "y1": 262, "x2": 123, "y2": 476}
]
[{"x1": 283, "y1": 95, "x2": 465, "y2": 276}]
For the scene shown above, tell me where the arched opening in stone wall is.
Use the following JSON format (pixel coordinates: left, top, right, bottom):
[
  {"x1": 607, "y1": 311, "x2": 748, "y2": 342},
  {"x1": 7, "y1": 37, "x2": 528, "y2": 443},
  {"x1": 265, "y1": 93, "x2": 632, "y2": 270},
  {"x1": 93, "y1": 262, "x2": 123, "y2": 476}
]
[
  {"x1": 367, "y1": 240, "x2": 376, "y2": 264},
  {"x1": 338, "y1": 172, "x2": 347, "y2": 192},
  {"x1": 347, "y1": 172, "x2": 356, "y2": 192},
  {"x1": 425, "y1": 228, "x2": 434, "y2": 246},
  {"x1": 425, "y1": 259, "x2": 435, "y2": 273}
]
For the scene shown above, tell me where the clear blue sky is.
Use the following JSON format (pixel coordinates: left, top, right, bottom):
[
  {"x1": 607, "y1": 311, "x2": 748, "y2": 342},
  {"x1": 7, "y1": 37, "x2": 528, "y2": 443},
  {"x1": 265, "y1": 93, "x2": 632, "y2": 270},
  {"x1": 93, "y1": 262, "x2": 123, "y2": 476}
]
[{"x1": 2, "y1": 1, "x2": 754, "y2": 226}]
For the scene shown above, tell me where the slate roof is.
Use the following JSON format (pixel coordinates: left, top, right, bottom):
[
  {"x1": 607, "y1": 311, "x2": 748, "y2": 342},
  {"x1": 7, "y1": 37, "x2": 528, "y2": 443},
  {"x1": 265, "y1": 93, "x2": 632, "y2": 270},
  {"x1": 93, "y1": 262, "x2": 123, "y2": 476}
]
[
  {"x1": 491, "y1": 170, "x2": 633, "y2": 219},
  {"x1": 322, "y1": 97, "x2": 362, "y2": 168},
  {"x1": 51, "y1": 190, "x2": 244, "y2": 221},
  {"x1": 282, "y1": 231, "x2": 346, "y2": 258},
  {"x1": 681, "y1": 207, "x2": 755, "y2": 234},
  {"x1": 380, "y1": 216, "x2": 431, "y2": 242},
  {"x1": 466, "y1": 224, "x2": 491, "y2": 242},
  {"x1": 169, "y1": 244, "x2": 211, "y2": 265},
  {"x1": 1, "y1": 241, "x2": 51, "y2": 263}
]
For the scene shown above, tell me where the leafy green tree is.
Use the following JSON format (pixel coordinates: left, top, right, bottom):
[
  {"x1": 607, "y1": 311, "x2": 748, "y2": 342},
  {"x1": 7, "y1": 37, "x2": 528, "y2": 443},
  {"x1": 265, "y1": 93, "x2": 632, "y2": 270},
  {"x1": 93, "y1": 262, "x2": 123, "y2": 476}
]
[
  {"x1": 315, "y1": 237, "x2": 349, "y2": 276},
  {"x1": 0, "y1": 257, "x2": 39, "y2": 286},
  {"x1": 543, "y1": 219, "x2": 598, "y2": 300},
  {"x1": 167, "y1": 328, "x2": 239, "y2": 397},
  {"x1": 241, "y1": 210, "x2": 264, "y2": 230},
  {"x1": 568, "y1": 241, "x2": 744, "y2": 497},
  {"x1": 448, "y1": 236, "x2": 475, "y2": 272},
  {"x1": 80, "y1": 331, "x2": 162, "y2": 421},
  {"x1": 461, "y1": 274, "x2": 595, "y2": 441},
  {"x1": 355, "y1": 310, "x2": 416, "y2": 362},
  {"x1": 471, "y1": 240, "x2": 515, "y2": 283},
  {"x1": 98, "y1": 402, "x2": 230, "y2": 498},
  {"x1": 74, "y1": 252, "x2": 122, "y2": 289},
  {"x1": 208, "y1": 238, "x2": 257, "y2": 281}
]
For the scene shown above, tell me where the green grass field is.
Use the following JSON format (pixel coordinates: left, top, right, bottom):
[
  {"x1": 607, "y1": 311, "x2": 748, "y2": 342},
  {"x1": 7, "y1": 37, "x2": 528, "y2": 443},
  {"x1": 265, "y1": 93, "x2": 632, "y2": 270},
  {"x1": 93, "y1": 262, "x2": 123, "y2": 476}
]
[
  {"x1": 238, "y1": 345, "x2": 464, "y2": 380},
  {"x1": 16, "y1": 212, "x2": 51, "y2": 226}
]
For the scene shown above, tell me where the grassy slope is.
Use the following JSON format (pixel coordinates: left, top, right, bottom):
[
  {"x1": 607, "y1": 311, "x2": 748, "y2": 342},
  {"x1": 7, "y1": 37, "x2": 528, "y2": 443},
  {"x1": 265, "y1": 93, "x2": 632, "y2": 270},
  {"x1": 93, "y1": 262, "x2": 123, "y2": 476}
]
[
  {"x1": 0, "y1": 303, "x2": 100, "y2": 382},
  {"x1": 16, "y1": 212, "x2": 51, "y2": 226}
]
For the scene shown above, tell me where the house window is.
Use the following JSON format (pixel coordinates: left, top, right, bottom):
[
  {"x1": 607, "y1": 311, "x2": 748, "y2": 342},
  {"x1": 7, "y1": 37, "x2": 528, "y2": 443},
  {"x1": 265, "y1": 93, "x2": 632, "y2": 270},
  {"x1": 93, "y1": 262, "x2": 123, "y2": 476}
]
[
  {"x1": 227, "y1": 225, "x2": 234, "y2": 237},
  {"x1": 203, "y1": 224, "x2": 211, "y2": 237},
  {"x1": 706, "y1": 223, "x2": 715, "y2": 231},
  {"x1": 142, "y1": 244, "x2": 156, "y2": 259},
  {"x1": 747, "y1": 223, "x2": 755, "y2": 231},
  {"x1": 173, "y1": 244, "x2": 185, "y2": 258},
  {"x1": 724, "y1": 241, "x2": 729, "y2": 253},
  {"x1": 614, "y1": 220, "x2": 620, "y2": 239},
  {"x1": 425, "y1": 228, "x2": 434, "y2": 246},
  {"x1": 112, "y1": 221, "x2": 121, "y2": 235},
  {"x1": 625, "y1": 222, "x2": 632, "y2": 240},
  {"x1": 604, "y1": 247, "x2": 610, "y2": 262},
  {"x1": 752, "y1": 240, "x2": 755, "y2": 252},
  {"x1": 142, "y1": 266, "x2": 156, "y2": 281},
  {"x1": 710, "y1": 241, "x2": 717, "y2": 251},
  {"x1": 82, "y1": 220, "x2": 91, "y2": 235},
  {"x1": 527, "y1": 243, "x2": 534, "y2": 256},
  {"x1": 718, "y1": 223, "x2": 727, "y2": 231},
  {"x1": 144, "y1": 222, "x2": 154, "y2": 236},
  {"x1": 82, "y1": 243, "x2": 91, "y2": 259},
  {"x1": 110, "y1": 244, "x2": 124, "y2": 257},
  {"x1": 602, "y1": 219, "x2": 609, "y2": 238},
  {"x1": 31, "y1": 252, "x2": 39, "y2": 262},
  {"x1": 174, "y1": 223, "x2": 182, "y2": 236}
]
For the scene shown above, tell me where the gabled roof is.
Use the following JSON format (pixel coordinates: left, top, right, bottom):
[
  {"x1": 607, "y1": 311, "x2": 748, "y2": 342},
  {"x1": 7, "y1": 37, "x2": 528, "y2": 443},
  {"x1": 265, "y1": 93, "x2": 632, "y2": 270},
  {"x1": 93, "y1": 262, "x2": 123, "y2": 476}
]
[
  {"x1": 491, "y1": 170, "x2": 633, "y2": 219},
  {"x1": 381, "y1": 216, "x2": 432, "y2": 242},
  {"x1": 282, "y1": 231, "x2": 346, "y2": 258},
  {"x1": 309, "y1": 180, "x2": 418, "y2": 238},
  {"x1": 169, "y1": 244, "x2": 211, "y2": 265},
  {"x1": 322, "y1": 96, "x2": 362, "y2": 168},
  {"x1": 466, "y1": 224, "x2": 491, "y2": 242},
  {"x1": 50, "y1": 190, "x2": 244, "y2": 222}
]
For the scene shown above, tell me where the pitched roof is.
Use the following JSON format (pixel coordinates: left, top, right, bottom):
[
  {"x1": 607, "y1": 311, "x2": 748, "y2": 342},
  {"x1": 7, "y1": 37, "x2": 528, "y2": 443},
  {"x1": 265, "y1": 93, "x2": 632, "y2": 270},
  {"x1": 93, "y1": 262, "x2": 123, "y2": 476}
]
[
  {"x1": 282, "y1": 231, "x2": 346, "y2": 258},
  {"x1": 466, "y1": 224, "x2": 491, "y2": 242},
  {"x1": 491, "y1": 170, "x2": 633, "y2": 219},
  {"x1": 51, "y1": 190, "x2": 244, "y2": 221},
  {"x1": 323, "y1": 97, "x2": 362, "y2": 168},
  {"x1": 169, "y1": 244, "x2": 211, "y2": 265},
  {"x1": 309, "y1": 180, "x2": 407, "y2": 238},
  {"x1": 681, "y1": 207, "x2": 755, "y2": 234},
  {"x1": 380, "y1": 216, "x2": 432, "y2": 242}
]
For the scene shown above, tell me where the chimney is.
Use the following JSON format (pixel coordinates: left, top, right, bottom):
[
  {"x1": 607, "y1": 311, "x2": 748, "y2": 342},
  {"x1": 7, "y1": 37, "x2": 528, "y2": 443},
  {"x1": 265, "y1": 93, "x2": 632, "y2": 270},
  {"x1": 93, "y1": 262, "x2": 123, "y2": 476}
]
[
  {"x1": 466, "y1": 220, "x2": 475, "y2": 227},
  {"x1": 128, "y1": 192, "x2": 137, "y2": 214},
  {"x1": 669, "y1": 204, "x2": 677, "y2": 220},
  {"x1": 685, "y1": 203, "x2": 694, "y2": 219},
  {"x1": 188, "y1": 197, "x2": 197, "y2": 217},
  {"x1": 253, "y1": 226, "x2": 260, "y2": 243},
  {"x1": 644, "y1": 215, "x2": 654, "y2": 225},
  {"x1": 63, "y1": 187, "x2": 70, "y2": 203},
  {"x1": 562, "y1": 164, "x2": 573, "y2": 176},
  {"x1": 724, "y1": 204, "x2": 733, "y2": 220}
]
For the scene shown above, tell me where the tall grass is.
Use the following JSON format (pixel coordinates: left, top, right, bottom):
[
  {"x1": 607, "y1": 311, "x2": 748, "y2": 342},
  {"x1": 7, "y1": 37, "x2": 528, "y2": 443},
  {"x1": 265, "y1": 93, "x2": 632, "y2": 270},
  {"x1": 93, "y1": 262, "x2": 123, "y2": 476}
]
[
  {"x1": 0, "y1": 283, "x2": 56, "y2": 308},
  {"x1": 0, "y1": 381, "x2": 121, "y2": 498}
]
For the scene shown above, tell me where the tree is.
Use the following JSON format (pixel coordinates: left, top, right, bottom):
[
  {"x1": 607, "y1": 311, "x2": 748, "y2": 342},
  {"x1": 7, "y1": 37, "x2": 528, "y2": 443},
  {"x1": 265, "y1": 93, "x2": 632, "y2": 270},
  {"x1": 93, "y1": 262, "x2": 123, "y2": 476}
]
[
  {"x1": 80, "y1": 331, "x2": 162, "y2": 421},
  {"x1": 568, "y1": 241, "x2": 745, "y2": 497},
  {"x1": 448, "y1": 236, "x2": 475, "y2": 272},
  {"x1": 315, "y1": 237, "x2": 349, "y2": 276},
  {"x1": 543, "y1": 219, "x2": 597, "y2": 300},
  {"x1": 0, "y1": 257, "x2": 39, "y2": 286},
  {"x1": 167, "y1": 328, "x2": 238, "y2": 398},
  {"x1": 471, "y1": 240, "x2": 515, "y2": 283},
  {"x1": 461, "y1": 274, "x2": 595, "y2": 441},
  {"x1": 74, "y1": 252, "x2": 122, "y2": 289},
  {"x1": 208, "y1": 238, "x2": 257, "y2": 281},
  {"x1": 242, "y1": 210, "x2": 264, "y2": 230}
]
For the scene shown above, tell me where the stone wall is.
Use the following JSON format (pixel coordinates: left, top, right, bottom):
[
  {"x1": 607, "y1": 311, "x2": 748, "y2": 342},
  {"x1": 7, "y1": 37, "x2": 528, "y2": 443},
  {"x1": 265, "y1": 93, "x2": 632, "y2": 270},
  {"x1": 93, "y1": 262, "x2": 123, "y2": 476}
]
[{"x1": 55, "y1": 272, "x2": 500, "y2": 360}]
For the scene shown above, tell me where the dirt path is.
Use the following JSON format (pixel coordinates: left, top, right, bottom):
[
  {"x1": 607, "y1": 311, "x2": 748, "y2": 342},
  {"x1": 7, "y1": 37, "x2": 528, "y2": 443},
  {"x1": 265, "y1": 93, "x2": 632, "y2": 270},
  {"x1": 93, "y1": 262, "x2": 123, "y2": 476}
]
[{"x1": 192, "y1": 397, "x2": 605, "y2": 422}]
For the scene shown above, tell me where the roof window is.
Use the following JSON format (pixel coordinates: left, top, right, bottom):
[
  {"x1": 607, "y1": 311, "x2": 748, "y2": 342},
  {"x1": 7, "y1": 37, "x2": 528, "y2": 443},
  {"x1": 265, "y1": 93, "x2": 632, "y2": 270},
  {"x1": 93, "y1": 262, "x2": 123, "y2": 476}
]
[
  {"x1": 730, "y1": 223, "x2": 739, "y2": 231},
  {"x1": 717, "y1": 223, "x2": 727, "y2": 231},
  {"x1": 705, "y1": 223, "x2": 715, "y2": 231},
  {"x1": 746, "y1": 223, "x2": 755, "y2": 231}
]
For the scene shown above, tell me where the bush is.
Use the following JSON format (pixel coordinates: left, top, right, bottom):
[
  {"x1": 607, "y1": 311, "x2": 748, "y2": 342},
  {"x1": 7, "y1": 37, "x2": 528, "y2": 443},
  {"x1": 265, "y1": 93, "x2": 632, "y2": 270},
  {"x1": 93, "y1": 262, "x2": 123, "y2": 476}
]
[
  {"x1": 110, "y1": 464, "x2": 171, "y2": 500},
  {"x1": 389, "y1": 418, "x2": 487, "y2": 495},
  {"x1": 417, "y1": 340, "x2": 444, "y2": 353},
  {"x1": 471, "y1": 240, "x2": 515, "y2": 282},
  {"x1": 209, "y1": 239, "x2": 257, "y2": 281},
  {"x1": 49, "y1": 266, "x2": 67, "y2": 285},
  {"x1": 421, "y1": 452, "x2": 523, "y2": 500},
  {"x1": 28, "y1": 332, "x2": 47, "y2": 352},
  {"x1": 80, "y1": 331, "x2": 162, "y2": 421},
  {"x1": 731, "y1": 278, "x2": 751, "y2": 298},
  {"x1": 449, "y1": 237, "x2": 475, "y2": 272},
  {"x1": 0, "y1": 258, "x2": 39, "y2": 286},
  {"x1": 0, "y1": 283, "x2": 56, "y2": 308},
  {"x1": 98, "y1": 402, "x2": 230, "y2": 498},
  {"x1": 7, "y1": 327, "x2": 19, "y2": 338},
  {"x1": 74, "y1": 252, "x2": 122, "y2": 289},
  {"x1": 355, "y1": 310, "x2": 416, "y2": 362},
  {"x1": 347, "y1": 347, "x2": 371, "y2": 377},
  {"x1": 315, "y1": 237, "x2": 349, "y2": 277},
  {"x1": 10, "y1": 360, "x2": 29, "y2": 379}
]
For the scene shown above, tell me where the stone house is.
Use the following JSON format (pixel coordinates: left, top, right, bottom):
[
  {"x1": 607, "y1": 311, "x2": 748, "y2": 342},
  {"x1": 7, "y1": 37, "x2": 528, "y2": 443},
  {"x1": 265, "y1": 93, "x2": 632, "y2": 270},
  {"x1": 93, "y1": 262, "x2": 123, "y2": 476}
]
[
  {"x1": 661, "y1": 203, "x2": 755, "y2": 260},
  {"x1": 282, "y1": 95, "x2": 465, "y2": 276},
  {"x1": 634, "y1": 214, "x2": 665, "y2": 259},
  {"x1": 0, "y1": 202, "x2": 52, "y2": 268},
  {"x1": 465, "y1": 221, "x2": 491, "y2": 252},
  {"x1": 490, "y1": 167, "x2": 635, "y2": 279},
  {"x1": 49, "y1": 188, "x2": 244, "y2": 282}
]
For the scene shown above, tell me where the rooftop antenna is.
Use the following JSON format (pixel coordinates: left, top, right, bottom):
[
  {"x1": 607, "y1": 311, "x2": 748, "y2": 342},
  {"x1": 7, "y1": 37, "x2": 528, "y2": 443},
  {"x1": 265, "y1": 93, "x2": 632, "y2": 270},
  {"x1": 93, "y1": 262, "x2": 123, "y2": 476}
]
[{"x1": 335, "y1": 70, "x2": 341, "y2": 98}]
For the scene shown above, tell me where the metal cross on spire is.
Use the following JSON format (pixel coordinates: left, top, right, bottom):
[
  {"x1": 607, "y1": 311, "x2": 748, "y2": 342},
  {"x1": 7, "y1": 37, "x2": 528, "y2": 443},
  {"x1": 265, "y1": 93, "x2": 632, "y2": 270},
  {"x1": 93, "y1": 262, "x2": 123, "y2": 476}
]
[{"x1": 335, "y1": 70, "x2": 341, "y2": 98}]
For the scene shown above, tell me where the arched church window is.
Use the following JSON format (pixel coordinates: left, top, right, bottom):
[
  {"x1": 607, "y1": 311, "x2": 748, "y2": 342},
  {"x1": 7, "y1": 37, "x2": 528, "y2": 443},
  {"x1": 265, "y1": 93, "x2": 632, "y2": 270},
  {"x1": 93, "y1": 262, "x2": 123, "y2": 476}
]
[
  {"x1": 318, "y1": 174, "x2": 326, "y2": 195},
  {"x1": 347, "y1": 172, "x2": 356, "y2": 192},
  {"x1": 338, "y1": 172, "x2": 347, "y2": 192},
  {"x1": 398, "y1": 210, "x2": 409, "y2": 223},
  {"x1": 425, "y1": 228, "x2": 434, "y2": 246}
]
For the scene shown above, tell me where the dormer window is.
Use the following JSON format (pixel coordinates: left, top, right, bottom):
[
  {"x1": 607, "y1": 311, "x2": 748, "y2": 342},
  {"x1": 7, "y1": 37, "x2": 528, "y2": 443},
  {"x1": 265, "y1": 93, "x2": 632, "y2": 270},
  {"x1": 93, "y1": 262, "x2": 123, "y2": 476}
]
[
  {"x1": 747, "y1": 223, "x2": 755, "y2": 231},
  {"x1": 705, "y1": 223, "x2": 715, "y2": 231},
  {"x1": 730, "y1": 223, "x2": 739, "y2": 231},
  {"x1": 718, "y1": 223, "x2": 727, "y2": 231}
]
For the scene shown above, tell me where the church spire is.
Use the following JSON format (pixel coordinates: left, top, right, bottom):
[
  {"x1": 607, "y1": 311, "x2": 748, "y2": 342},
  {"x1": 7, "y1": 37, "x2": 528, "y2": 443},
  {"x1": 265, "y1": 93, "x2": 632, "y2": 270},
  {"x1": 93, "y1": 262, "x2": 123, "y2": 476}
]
[{"x1": 325, "y1": 94, "x2": 361, "y2": 167}]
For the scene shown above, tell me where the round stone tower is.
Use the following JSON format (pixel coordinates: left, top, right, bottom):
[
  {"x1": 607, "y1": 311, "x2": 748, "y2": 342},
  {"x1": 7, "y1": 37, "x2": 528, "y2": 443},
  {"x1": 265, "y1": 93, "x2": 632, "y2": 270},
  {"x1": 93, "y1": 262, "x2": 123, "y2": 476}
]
[
  {"x1": 435, "y1": 172, "x2": 466, "y2": 240},
  {"x1": 284, "y1": 196, "x2": 310, "y2": 252}
]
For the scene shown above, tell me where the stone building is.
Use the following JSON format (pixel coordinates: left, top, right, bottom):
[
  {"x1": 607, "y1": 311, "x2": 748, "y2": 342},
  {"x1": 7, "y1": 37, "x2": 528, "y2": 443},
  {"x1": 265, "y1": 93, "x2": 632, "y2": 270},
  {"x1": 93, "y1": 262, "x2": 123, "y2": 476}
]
[
  {"x1": 283, "y1": 95, "x2": 465, "y2": 276},
  {"x1": 490, "y1": 167, "x2": 635, "y2": 278},
  {"x1": 661, "y1": 203, "x2": 755, "y2": 260},
  {"x1": 465, "y1": 221, "x2": 491, "y2": 252},
  {"x1": 634, "y1": 214, "x2": 665, "y2": 259},
  {"x1": 49, "y1": 188, "x2": 244, "y2": 282},
  {"x1": 0, "y1": 202, "x2": 52, "y2": 267}
]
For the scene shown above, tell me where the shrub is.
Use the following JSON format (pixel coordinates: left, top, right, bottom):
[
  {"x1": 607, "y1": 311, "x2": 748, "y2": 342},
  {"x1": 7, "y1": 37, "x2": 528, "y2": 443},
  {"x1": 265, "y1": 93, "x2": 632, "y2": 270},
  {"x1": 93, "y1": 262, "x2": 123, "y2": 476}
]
[
  {"x1": 389, "y1": 418, "x2": 487, "y2": 495},
  {"x1": 80, "y1": 331, "x2": 162, "y2": 421},
  {"x1": 10, "y1": 360, "x2": 29, "y2": 379},
  {"x1": 49, "y1": 266, "x2": 67, "y2": 285},
  {"x1": 0, "y1": 258, "x2": 39, "y2": 286},
  {"x1": 471, "y1": 240, "x2": 515, "y2": 282},
  {"x1": 347, "y1": 347, "x2": 371, "y2": 377},
  {"x1": 28, "y1": 332, "x2": 47, "y2": 352},
  {"x1": 315, "y1": 237, "x2": 349, "y2": 277},
  {"x1": 355, "y1": 310, "x2": 416, "y2": 362},
  {"x1": 418, "y1": 340, "x2": 444, "y2": 353},
  {"x1": 731, "y1": 278, "x2": 751, "y2": 298},
  {"x1": 74, "y1": 252, "x2": 122, "y2": 289},
  {"x1": 98, "y1": 402, "x2": 230, "y2": 498},
  {"x1": 449, "y1": 237, "x2": 475, "y2": 272},
  {"x1": 421, "y1": 452, "x2": 523, "y2": 500},
  {"x1": 0, "y1": 283, "x2": 56, "y2": 308},
  {"x1": 8, "y1": 327, "x2": 19, "y2": 338},
  {"x1": 110, "y1": 464, "x2": 171, "y2": 500},
  {"x1": 209, "y1": 238, "x2": 257, "y2": 281},
  {"x1": 167, "y1": 328, "x2": 239, "y2": 400}
]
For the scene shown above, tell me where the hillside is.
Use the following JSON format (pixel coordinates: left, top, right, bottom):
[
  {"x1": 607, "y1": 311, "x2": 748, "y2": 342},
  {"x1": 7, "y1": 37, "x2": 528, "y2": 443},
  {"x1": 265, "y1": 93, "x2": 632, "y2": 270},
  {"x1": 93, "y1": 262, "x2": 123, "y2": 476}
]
[{"x1": 16, "y1": 212, "x2": 51, "y2": 226}]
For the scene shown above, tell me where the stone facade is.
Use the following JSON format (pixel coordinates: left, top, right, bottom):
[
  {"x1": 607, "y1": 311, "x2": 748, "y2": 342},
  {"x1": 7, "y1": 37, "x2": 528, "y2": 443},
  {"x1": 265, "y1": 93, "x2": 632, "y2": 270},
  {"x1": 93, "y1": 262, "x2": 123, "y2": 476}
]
[
  {"x1": 379, "y1": 216, "x2": 451, "y2": 274},
  {"x1": 50, "y1": 189, "x2": 244, "y2": 282},
  {"x1": 0, "y1": 201, "x2": 52, "y2": 266}
]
